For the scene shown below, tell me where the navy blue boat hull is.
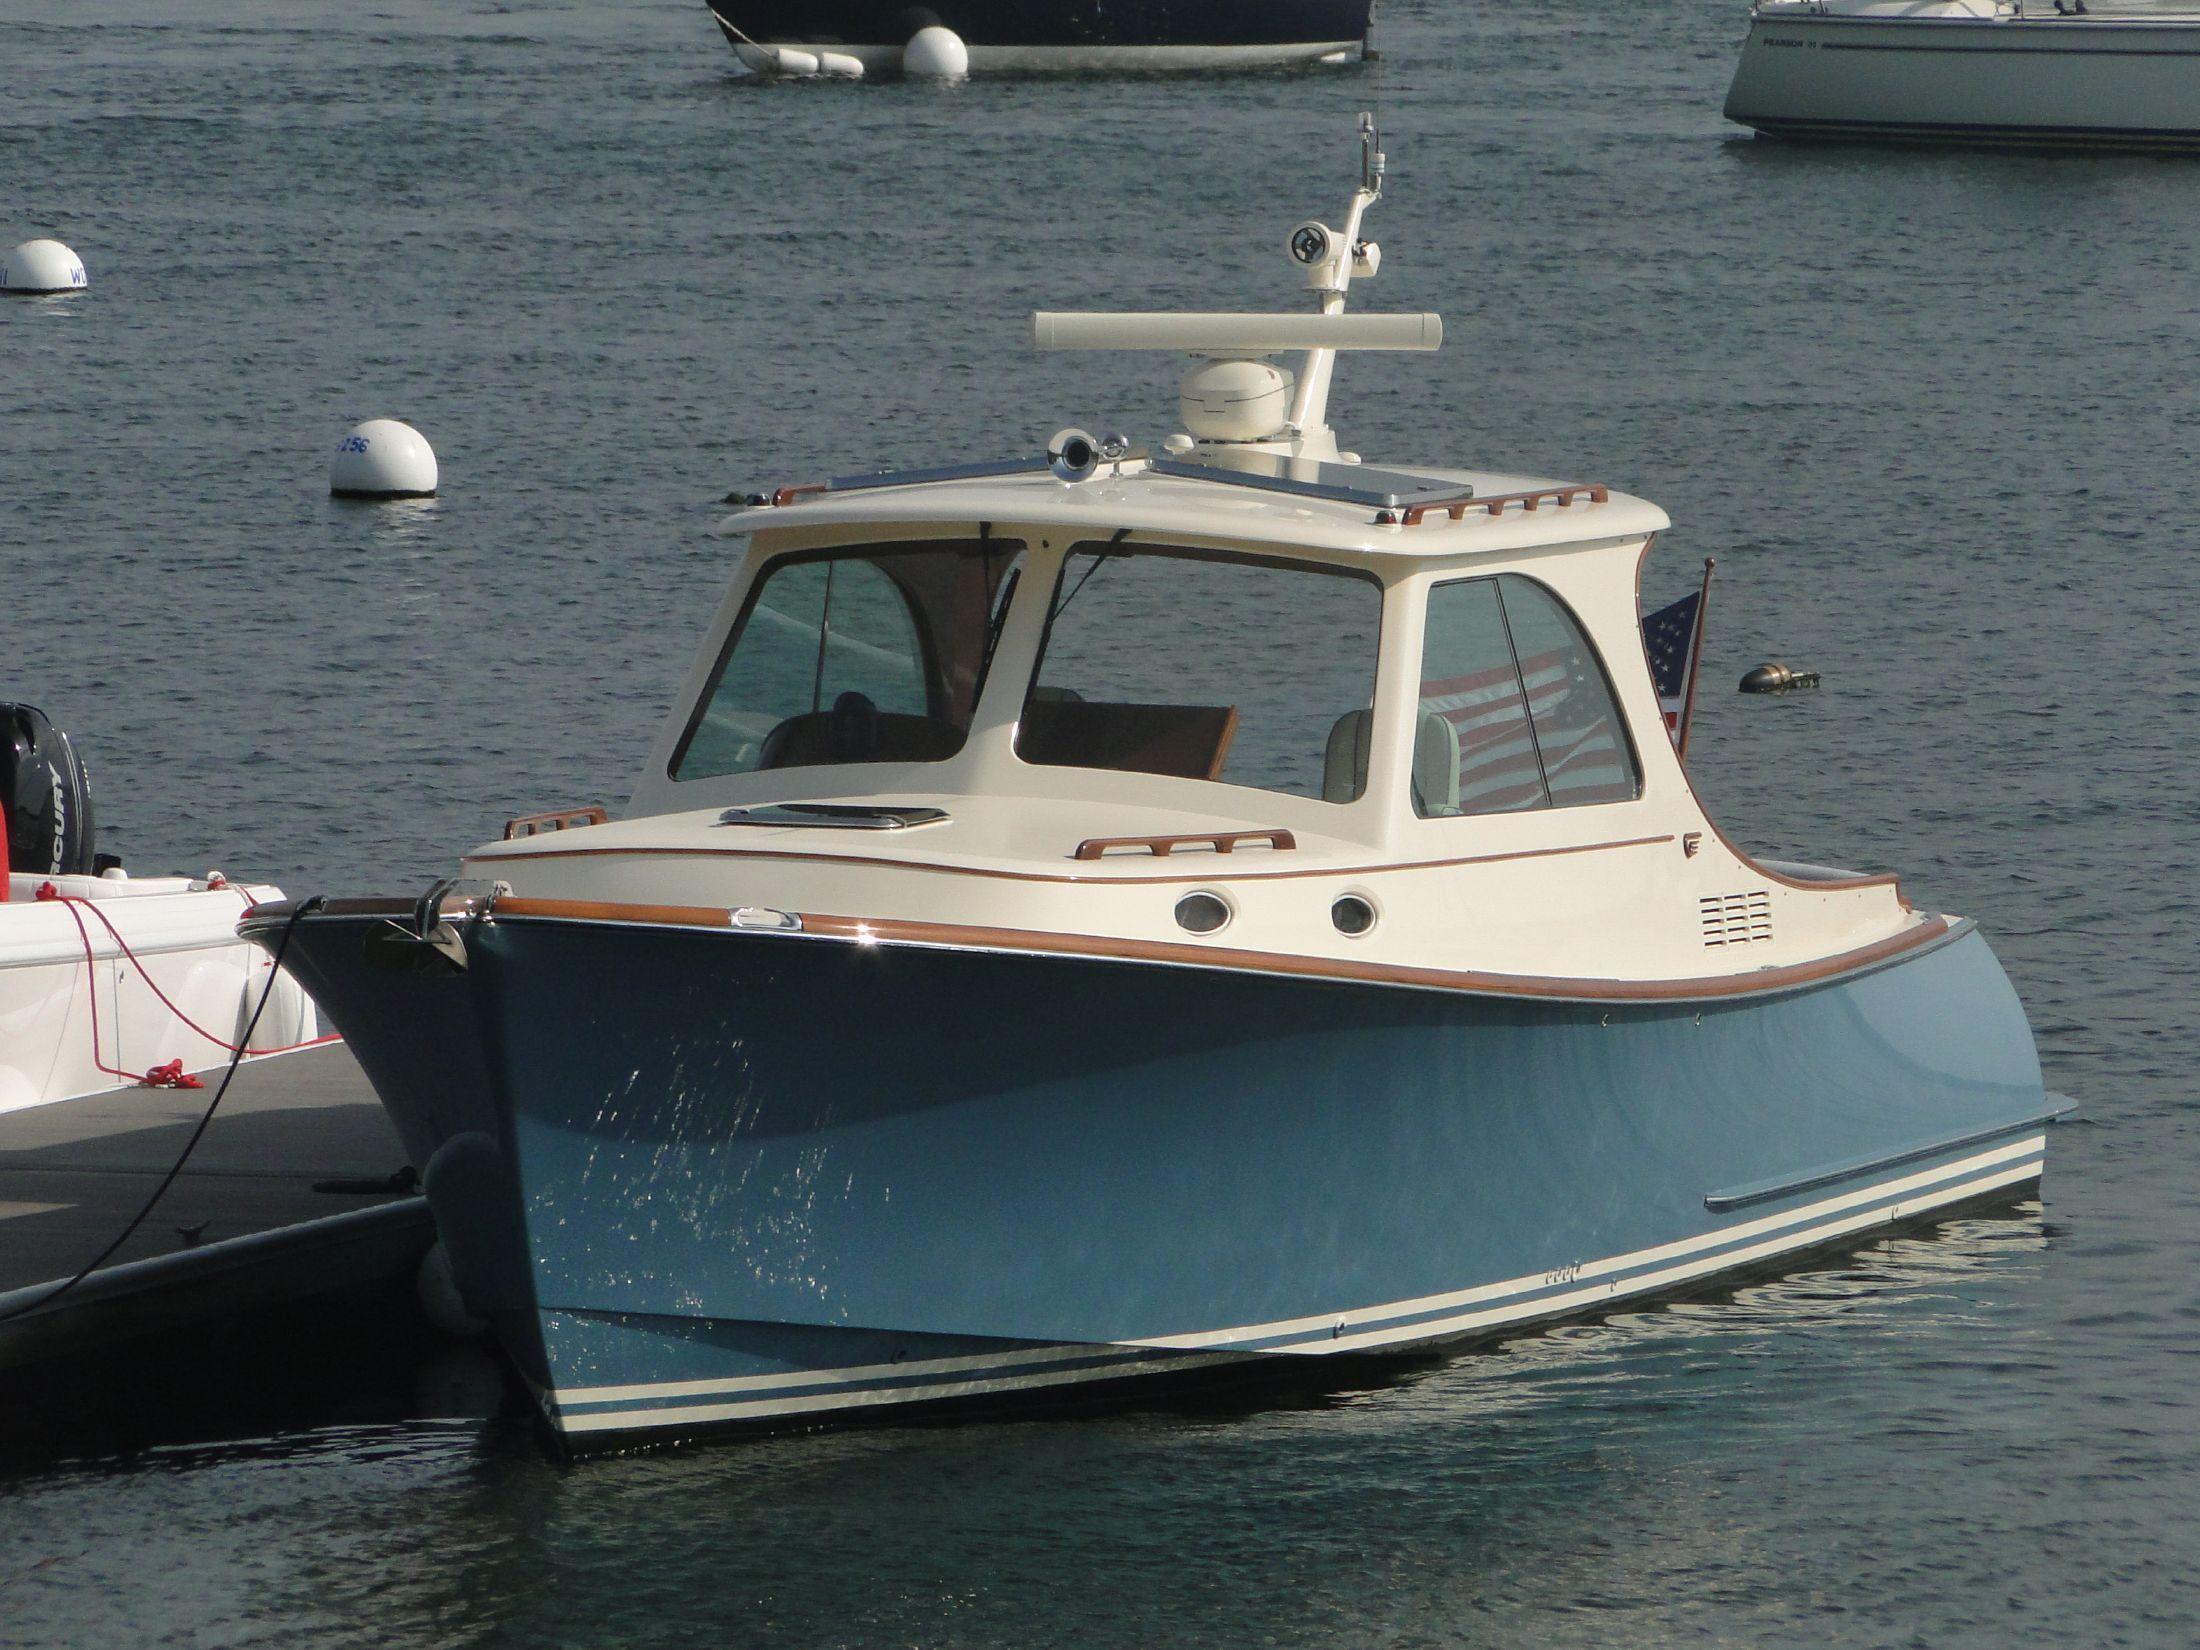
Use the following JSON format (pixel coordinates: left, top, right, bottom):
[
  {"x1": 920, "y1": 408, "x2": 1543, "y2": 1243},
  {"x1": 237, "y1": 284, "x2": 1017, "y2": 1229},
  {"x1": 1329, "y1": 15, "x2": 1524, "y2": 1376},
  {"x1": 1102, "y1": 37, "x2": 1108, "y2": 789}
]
[
  {"x1": 703, "y1": 0, "x2": 1370, "y2": 58},
  {"x1": 266, "y1": 910, "x2": 2053, "y2": 1443}
]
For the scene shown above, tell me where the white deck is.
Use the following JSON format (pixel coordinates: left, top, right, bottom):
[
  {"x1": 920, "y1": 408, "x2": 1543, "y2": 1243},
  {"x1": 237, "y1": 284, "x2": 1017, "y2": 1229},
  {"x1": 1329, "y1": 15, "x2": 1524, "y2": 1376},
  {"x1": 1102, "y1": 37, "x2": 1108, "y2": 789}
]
[{"x1": 0, "y1": 874, "x2": 320, "y2": 1114}]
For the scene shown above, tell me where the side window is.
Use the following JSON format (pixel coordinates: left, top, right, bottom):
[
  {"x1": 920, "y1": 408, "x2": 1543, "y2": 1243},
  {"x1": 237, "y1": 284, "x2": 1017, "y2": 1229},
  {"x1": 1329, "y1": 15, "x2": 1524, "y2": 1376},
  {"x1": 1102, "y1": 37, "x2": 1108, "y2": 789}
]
[
  {"x1": 1415, "y1": 576, "x2": 1639, "y2": 818},
  {"x1": 1492, "y1": 577, "x2": 1639, "y2": 808},
  {"x1": 1417, "y1": 580, "x2": 1547, "y2": 815}
]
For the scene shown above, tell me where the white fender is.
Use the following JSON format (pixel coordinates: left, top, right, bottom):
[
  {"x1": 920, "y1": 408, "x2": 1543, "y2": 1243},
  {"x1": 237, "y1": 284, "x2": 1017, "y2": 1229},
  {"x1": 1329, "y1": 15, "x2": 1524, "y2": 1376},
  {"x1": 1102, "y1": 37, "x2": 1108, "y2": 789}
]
[{"x1": 734, "y1": 41, "x2": 820, "y2": 75}]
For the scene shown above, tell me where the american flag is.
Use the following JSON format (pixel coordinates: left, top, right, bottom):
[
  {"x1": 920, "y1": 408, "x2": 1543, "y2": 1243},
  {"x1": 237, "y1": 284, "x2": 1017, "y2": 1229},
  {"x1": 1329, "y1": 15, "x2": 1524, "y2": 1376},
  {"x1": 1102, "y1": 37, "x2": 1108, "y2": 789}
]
[
  {"x1": 1421, "y1": 647, "x2": 1636, "y2": 812},
  {"x1": 1641, "y1": 588, "x2": 1705, "y2": 748}
]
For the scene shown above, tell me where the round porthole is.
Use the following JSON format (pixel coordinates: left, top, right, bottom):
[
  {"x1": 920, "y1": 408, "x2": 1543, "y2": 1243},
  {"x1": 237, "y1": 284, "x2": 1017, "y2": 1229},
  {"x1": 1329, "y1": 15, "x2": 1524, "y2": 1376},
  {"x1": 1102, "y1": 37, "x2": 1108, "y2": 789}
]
[
  {"x1": 1174, "y1": 892, "x2": 1231, "y2": 935},
  {"x1": 1331, "y1": 894, "x2": 1377, "y2": 937}
]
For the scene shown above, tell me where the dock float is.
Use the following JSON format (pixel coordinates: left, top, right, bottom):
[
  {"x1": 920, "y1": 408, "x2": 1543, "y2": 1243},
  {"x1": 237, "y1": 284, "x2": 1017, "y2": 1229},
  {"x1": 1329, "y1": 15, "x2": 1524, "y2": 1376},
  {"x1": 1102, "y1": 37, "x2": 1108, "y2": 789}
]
[{"x1": 0, "y1": 1043, "x2": 428, "y2": 1374}]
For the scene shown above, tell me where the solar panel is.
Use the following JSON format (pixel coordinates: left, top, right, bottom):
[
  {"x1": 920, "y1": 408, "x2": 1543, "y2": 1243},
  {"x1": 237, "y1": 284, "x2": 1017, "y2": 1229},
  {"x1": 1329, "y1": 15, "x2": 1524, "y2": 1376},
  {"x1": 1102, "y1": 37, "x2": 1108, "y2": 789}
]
[
  {"x1": 824, "y1": 457, "x2": 1050, "y2": 492},
  {"x1": 1148, "y1": 453, "x2": 1472, "y2": 510},
  {"x1": 782, "y1": 450, "x2": 1474, "y2": 515}
]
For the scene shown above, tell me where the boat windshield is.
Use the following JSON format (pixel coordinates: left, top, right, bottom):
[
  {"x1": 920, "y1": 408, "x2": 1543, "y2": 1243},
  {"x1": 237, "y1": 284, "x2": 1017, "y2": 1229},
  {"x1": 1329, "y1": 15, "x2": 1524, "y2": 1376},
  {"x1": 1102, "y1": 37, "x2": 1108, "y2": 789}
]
[
  {"x1": 671, "y1": 538, "x2": 1025, "y2": 779},
  {"x1": 1017, "y1": 543, "x2": 1382, "y2": 802}
]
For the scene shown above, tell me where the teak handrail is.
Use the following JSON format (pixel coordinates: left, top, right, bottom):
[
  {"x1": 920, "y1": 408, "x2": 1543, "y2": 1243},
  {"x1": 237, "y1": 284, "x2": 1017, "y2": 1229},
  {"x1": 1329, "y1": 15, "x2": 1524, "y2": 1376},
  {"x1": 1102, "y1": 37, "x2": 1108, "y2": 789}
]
[
  {"x1": 504, "y1": 805, "x2": 609, "y2": 841},
  {"x1": 1073, "y1": 828, "x2": 1297, "y2": 861},
  {"x1": 1390, "y1": 484, "x2": 1610, "y2": 527}
]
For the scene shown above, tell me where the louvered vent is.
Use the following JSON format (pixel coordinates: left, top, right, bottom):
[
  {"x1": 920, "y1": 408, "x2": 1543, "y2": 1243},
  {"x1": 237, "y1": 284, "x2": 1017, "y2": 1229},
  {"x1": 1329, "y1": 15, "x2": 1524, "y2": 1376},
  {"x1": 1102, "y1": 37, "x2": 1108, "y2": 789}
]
[{"x1": 1700, "y1": 891, "x2": 1773, "y2": 948}]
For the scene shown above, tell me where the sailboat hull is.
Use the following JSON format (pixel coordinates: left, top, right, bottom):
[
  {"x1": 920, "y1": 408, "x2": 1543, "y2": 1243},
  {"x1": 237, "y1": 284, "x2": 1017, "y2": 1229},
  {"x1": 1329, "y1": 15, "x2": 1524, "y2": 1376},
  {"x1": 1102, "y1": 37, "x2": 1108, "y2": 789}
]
[{"x1": 1727, "y1": 14, "x2": 2200, "y2": 149}]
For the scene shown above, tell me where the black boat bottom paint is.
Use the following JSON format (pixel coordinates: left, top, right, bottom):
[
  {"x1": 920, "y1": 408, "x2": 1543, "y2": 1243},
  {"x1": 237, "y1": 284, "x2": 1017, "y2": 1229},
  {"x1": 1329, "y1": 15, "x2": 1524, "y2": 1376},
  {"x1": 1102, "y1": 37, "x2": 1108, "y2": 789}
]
[
  {"x1": 704, "y1": 0, "x2": 1370, "y2": 64},
  {"x1": 1734, "y1": 115, "x2": 2200, "y2": 151}
]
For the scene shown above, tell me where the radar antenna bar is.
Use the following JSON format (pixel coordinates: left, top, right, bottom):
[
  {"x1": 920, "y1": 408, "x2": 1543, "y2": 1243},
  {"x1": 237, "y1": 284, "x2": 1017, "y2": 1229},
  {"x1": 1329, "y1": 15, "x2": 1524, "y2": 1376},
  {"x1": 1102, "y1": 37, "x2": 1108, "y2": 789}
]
[{"x1": 1030, "y1": 312, "x2": 1441, "y2": 353}]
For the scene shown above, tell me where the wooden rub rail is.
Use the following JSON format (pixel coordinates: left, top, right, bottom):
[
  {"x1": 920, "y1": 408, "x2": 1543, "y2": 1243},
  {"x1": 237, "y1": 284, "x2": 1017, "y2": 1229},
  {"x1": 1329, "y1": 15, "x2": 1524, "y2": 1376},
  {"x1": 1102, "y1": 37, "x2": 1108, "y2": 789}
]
[
  {"x1": 1073, "y1": 828, "x2": 1298, "y2": 861},
  {"x1": 1389, "y1": 484, "x2": 1610, "y2": 528},
  {"x1": 474, "y1": 894, "x2": 1965, "y2": 1007}
]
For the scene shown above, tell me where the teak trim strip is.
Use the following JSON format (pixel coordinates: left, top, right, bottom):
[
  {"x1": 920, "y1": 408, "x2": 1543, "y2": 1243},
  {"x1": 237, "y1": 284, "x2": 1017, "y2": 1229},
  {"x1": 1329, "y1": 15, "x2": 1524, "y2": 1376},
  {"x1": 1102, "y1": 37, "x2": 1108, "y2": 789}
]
[
  {"x1": 479, "y1": 895, "x2": 1959, "y2": 1005},
  {"x1": 473, "y1": 832, "x2": 1678, "y2": 888}
]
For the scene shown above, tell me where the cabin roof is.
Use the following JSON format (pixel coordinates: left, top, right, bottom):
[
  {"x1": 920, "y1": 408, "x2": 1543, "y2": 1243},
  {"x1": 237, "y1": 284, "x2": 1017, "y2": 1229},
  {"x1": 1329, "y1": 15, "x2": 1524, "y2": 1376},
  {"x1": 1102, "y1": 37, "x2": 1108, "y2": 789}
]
[{"x1": 716, "y1": 457, "x2": 1671, "y2": 559}]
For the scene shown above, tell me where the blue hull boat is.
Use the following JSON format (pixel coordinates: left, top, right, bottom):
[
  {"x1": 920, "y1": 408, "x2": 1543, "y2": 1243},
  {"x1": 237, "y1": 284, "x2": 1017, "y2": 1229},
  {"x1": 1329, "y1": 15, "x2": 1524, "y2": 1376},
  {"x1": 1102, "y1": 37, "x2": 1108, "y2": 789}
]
[
  {"x1": 247, "y1": 124, "x2": 2059, "y2": 1447},
  {"x1": 263, "y1": 900, "x2": 2053, "y2": 1441}
]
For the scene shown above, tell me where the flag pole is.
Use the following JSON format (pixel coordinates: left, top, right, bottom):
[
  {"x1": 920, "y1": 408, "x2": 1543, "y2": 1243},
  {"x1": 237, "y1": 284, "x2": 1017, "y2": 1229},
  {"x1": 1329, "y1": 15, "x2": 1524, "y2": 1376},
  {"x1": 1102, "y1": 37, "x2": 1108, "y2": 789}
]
[{"x1": 1676, "y1": 556, "x2": 1715, "y2": 765}]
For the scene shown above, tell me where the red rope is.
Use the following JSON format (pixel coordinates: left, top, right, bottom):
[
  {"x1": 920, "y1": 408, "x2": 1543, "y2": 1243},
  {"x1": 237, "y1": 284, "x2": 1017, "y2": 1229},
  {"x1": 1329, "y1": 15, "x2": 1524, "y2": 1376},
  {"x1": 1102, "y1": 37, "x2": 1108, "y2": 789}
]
[{"x1": 36, "y1": 881, "x2": 338, "y2": 1086}]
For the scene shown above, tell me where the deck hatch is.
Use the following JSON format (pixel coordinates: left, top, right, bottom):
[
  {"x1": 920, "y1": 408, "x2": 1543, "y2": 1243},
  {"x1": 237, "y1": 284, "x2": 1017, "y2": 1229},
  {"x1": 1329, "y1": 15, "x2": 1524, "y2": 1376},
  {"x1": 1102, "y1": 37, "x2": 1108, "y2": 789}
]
[
  {"x1": 1701, "y1": 890, "x2": 1773, "y2": 947},
  {"x1": 717, "y1": 804, "x2": 950, "y2": 831}
]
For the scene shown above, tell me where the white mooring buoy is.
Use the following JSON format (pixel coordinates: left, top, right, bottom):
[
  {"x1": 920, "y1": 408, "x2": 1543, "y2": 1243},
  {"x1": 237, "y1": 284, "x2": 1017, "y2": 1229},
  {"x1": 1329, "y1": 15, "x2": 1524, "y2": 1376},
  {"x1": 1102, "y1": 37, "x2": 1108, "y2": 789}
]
[
  {"x1": 902, "y1": 24, "x2": 969, "y2": 79},
  {"x1": 2, "y1": 239, "x2": 87, "y2": 295},
  {"x1": 329, "y1": 418, "x2": 438, "y2": 499}
]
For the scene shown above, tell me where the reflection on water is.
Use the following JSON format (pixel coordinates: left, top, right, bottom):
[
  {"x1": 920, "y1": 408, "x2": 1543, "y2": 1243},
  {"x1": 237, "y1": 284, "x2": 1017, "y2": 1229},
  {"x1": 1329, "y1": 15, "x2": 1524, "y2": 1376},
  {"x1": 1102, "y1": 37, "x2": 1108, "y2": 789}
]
[
  {"x1": 1219, "y1": 1205, "x2": 2054, "y2": 1449},
  {"x1": 0, "y1": 1207, "x2": 2054, "y2": 1648},
  {"x1": 10, "y1": 293, "x2": 89, "y2": 320},
  {"x1": 327, "y1": 494, "x2": 444, "y2": 552}
]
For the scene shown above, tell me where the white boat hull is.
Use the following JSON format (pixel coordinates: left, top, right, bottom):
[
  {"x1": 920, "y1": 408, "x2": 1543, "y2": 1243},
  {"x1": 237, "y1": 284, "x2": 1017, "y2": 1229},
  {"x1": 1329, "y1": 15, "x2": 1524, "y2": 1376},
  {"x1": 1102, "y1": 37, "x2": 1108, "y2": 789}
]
[
  {"x1": 0, "y1": 874, "x2": 320, "y2": 1115},
  {"x1": 1726, "y1": 13, "x2": 2200, "y2": 146}
]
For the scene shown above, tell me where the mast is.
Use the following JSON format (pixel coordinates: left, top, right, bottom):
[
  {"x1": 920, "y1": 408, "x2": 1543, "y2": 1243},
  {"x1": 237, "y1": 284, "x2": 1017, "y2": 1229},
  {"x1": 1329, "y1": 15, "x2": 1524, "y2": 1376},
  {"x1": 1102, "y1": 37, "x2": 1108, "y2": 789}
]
[
  {"x1": 1028, "y1": 115, "x2": 1434, "y2": 465},
  {"x1": 1284, "y1": 112, "x2": 1386, "y2": 449}
]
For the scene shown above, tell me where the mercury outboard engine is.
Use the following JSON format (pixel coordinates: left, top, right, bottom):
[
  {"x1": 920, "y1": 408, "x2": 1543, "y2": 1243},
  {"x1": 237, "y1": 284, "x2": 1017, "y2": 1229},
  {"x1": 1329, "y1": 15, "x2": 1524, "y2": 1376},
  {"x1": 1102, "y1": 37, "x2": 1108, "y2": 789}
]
[{"x1": 2, "y1": 702, "x2": 97, "y2": 878}]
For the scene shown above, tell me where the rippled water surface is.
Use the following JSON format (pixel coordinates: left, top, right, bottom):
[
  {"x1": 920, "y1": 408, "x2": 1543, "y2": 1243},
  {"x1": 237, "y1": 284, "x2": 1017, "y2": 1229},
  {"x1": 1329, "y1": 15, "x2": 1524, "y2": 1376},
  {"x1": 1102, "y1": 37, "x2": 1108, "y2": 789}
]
[{"x1": 5, "y1": 0, "x2": 2197, "y2": 1644}]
